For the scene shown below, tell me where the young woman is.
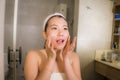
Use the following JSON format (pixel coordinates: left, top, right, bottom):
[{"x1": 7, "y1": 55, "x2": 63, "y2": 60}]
[{"x1": 24, "y1": 13, "x2": 82, "y2": 80}]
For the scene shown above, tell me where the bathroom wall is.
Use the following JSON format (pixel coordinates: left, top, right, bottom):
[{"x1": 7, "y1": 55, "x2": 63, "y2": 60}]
[
  {"x1": 17, "y1": 0, "x2": 58, "y2": 65},
  {"x1": 75, "y1": 0, "x2": 113, "y2": 80},
  {"x1": 0, "y1": 0, "x2": 5, "y2": 79}
]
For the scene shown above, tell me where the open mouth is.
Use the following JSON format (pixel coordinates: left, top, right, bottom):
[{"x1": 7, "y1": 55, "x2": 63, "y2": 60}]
[{"x1": 56, "y1": 39, "x2": 65, "y2": 44}]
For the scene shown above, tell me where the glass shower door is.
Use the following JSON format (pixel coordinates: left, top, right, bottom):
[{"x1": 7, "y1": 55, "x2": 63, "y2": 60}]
[
  {"x1": 4, "y1": 0, "x2": 45, "y2": 80},
  {"x1": 4, "y1": 0, "x2": 15, "y2": 79}
]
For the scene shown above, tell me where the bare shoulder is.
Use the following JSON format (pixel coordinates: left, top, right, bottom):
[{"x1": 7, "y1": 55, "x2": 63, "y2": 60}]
[
  {"x1": 26, "y1": 50, "x2": 39, "y2": 59},
  {"x1": 71, "y1": 52, "x2": 80, "y2": 62},
  {"x1": 25, "y1": 49, "x2": 46, "y2": 62},
  {"x1": 72, "y1": 52, "x2": 79, "y2": 59},
  {"x1": 24, "y1": 49, "x2": 46, "y2": 80}
]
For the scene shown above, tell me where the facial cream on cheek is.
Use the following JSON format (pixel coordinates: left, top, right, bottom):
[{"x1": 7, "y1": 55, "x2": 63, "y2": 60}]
[
  {"x1": 47, "y1": 33, "x2": 56, "y2": 44},
  {"x1": 48, "y1": 33, "x2": 56, "y2": 39}
]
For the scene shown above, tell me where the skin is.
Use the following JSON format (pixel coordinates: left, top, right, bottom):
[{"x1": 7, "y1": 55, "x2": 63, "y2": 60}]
[{"x1": 24, "y1": 16, "x2": 82, "y2": 80}]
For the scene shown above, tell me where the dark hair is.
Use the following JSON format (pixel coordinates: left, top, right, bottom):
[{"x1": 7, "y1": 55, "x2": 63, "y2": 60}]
[{"x1": 44, "y1": 15, "x2": 68, "y2": 32}]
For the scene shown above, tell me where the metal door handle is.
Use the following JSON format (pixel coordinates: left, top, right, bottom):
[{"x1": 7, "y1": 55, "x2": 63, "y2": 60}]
[
  {"x1": 8, "y1": 46, "x2": 13, "y2": 64},
  {"x1": 16, "y1": 47, "x2": 22, "y2": 64},
  {"x1": 8, "y1": 46, "x2": 22, "y2": 64}
]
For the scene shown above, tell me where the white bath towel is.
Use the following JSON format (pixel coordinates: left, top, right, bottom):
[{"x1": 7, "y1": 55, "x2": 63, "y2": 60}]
[{"x1": 50, "y1": 72, "x2": 67, "y2": 80}]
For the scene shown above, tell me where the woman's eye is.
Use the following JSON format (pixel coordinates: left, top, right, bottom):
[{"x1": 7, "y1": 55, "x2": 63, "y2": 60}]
[
  {"x1": 51, "y1": 27, "x2": 57, "y2": 30},
  {"x1": 64, "y1": 27, "x2": 68, "y2": 30}
]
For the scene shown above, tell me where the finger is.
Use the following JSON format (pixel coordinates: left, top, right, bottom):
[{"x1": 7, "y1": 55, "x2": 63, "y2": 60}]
[
  {"x1": 66, "y1": 35, "x2": 70, "y2": 47},
  {"x1": 46, "y1": 37, "x2": 51, "y2": 48},
  {"x1": 51, "y1": 41, "x2": 54, "y2": 50},
  {"x1": 45, "y1": 40, "x2": 48, "y2": 49},
  {"x1": 72, "y1": 36, "x2": 77, "y2": 46},
  {"x1": 70, "y1": 37, "x2": 77, "y2": 50},
  {"x1": 51, "y1": 42, "x2": 55, "y2": 54}
]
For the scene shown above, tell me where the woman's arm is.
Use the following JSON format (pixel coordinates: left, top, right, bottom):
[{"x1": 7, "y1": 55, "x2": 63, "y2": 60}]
[
  {"x1": 63, "y1": 53, "x2": 82, "y2": 80},
  {"x1": 62, "y1": 36, "x2": 82, "y2": 80},
  {"x1": 24, "y1": 51, "x2": 55, "y2": 80},
  {"x1": 24, "y1": 51, "x2": 39, "y2": 80}
]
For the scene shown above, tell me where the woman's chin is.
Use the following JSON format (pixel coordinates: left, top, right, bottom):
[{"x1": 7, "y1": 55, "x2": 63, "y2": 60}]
[{"x1": 54, "y1": 46, "x2": 65, "y2": 50}]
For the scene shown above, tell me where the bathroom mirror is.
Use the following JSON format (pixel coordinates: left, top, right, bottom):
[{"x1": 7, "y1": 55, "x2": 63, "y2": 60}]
[{"x1": 4, "y1": 0, "x2": 76, "y2": 80}]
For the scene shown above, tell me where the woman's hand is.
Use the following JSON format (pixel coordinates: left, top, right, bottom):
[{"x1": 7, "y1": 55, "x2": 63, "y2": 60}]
[
  {"x1": 62, "y1": 36, "x2": 76, "y2": 60},
  {"x1": 45, "y1": 37, "x2": 56, "y2": 60}
]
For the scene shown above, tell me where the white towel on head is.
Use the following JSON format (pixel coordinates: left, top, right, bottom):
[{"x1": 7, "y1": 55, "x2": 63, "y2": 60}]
[
  {"x1": 50, "y1": 72, "x2": 67, "y2": 80},
  {"x1": 43, "y1": 13, "x2": 65, "y2": 31}
]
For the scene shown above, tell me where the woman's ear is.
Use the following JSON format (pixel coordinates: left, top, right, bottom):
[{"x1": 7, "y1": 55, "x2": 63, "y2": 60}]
[{"x1": 42, "y1": 32, "x2": 47, "y2": 39}]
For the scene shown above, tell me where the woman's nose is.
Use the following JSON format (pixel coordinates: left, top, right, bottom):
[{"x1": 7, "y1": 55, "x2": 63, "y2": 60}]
[{"x1": 58, "y1": 29, "x2": 63, "y2": 36}]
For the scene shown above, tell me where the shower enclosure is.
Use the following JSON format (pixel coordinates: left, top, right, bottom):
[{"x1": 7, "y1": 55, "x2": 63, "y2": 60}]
[{"x1": 4, "y1": 0, "x2": 75, "y2": 80}]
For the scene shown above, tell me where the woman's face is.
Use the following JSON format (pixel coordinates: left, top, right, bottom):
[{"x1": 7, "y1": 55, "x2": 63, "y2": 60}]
[{"x1": 46, "y1": 17, "x2": 69, "y2": 50}]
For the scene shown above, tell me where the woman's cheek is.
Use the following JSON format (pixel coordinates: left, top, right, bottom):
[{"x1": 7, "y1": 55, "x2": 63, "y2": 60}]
[
  {"x1": 47, "y1": 33, "x2": 56, "y2": 44},
  {"x1": 48, "y1": 32, "x2": 56, "y2": 38},
  {"x1": 65, "y1": 32, "x2": 69, "y2": 38}
]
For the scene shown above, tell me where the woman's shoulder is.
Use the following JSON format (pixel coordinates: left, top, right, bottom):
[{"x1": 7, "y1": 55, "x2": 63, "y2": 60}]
[
  {"x1": 27, "y1": 49, "x2": 45, "y2": 54},
  {"x1": 71, "y1": 52, "x2": 79, "y2": 58},
  {"x1": 71, "y1": 52, "x2": 80, "y2": 62},
  {"x1": 25, "y1": 49, "x2": 46, "y2": 60}
]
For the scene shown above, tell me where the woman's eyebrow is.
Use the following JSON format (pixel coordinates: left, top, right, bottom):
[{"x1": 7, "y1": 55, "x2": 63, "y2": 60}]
[
  {"x1": 49, "y1": 23, "x2": 58, "y2": 26},
  {"x1": 49, "y1": 24, "x2": 68, "y2": 27}
]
